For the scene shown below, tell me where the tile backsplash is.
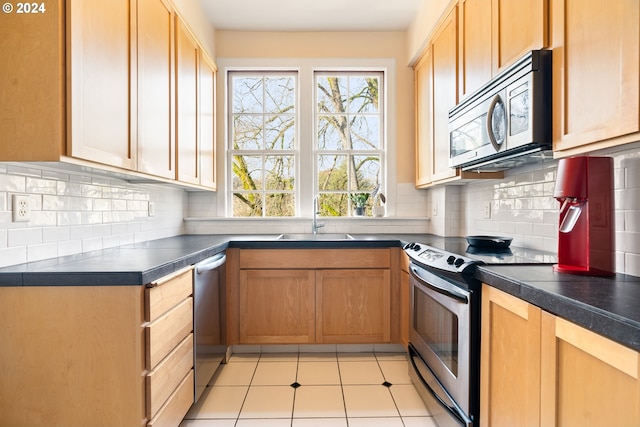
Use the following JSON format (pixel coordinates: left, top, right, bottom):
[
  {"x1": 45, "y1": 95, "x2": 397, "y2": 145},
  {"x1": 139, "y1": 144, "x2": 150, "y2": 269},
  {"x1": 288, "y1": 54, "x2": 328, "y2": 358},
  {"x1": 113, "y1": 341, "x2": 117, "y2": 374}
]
[
  {"x1": 449, "y1": 143, "x2": 640, "y2": 276},
  {"x1": 0, "y1": 163, "x2": 186, "y2": 268}
]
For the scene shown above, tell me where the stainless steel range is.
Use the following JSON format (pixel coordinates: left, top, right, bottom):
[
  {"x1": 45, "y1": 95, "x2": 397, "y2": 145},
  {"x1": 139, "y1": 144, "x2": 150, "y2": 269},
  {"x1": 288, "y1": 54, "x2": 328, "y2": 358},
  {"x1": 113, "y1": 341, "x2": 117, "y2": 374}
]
[{"x1": 404, "y1": 242, "x2": 483, "y2": 427}]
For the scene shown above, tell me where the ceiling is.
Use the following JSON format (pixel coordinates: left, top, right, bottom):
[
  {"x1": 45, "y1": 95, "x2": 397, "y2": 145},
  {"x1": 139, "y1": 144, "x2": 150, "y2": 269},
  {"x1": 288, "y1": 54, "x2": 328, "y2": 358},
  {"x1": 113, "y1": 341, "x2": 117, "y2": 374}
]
[{"x1": 198, "y1": 0, "x2": 425, "y2": 32}]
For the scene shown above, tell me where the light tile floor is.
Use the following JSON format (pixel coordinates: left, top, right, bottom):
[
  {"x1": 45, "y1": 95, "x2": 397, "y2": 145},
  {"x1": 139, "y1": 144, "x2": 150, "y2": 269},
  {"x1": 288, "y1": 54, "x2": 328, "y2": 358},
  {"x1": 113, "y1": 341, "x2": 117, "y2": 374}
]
[{"x1": 182, "y1": 352, "x2": 437, "y2": 427}]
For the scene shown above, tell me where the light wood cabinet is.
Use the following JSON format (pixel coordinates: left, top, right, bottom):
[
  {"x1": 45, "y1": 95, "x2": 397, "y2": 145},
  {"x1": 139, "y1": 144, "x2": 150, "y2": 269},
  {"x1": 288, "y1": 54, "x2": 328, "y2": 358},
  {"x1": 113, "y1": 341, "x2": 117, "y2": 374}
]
[
  {"x1": 413, "y1": 6, "x2": 459, "y2": 187},
  {"x1": 239, "y1": 269, "x2": 316, "y2": 343},
  {"x1": 316, "y1": 269, "x2": 390, "y2": 343},
  {"x1": 0, "y1": 285, "x2": 146, "y2": 427},
  {"x1": 0, "y1": 266, "x2": 195, "y2": 427},
  {"x1": 480, "y1": 285, "x2": 541, "y2": 427},
  {"x1": 137, "y1": 0, "x2": 175, "y2": 179},
  {"x1": 145, "y1": 266, "x2": 195, "y2": 426},
  {"x1": 0, "y1": 0, "x2": 217, "y2": 190},
  {"x1": 175, "y1": 18, "x2": 200, "y2": 185},
  {"x1": 540, "y1": 312, "x2": 640, "y2": 427},
  {"x1": 414, "y1": 47, "x2": 433, "y2": 187},
  {"x1": 491, "y1": 0, "x2": 547, "y2": 75},
  {"x1": 551, "y1": 0, "x2": 640, "y2": 155},
  {"x1": 67, "y1": 0, "x2": 137, "y2": 169},
  {"x1": 199, "y1": 52, "x2": 218, "y2": 190},
  {"x1": 459, "y1": 0, "x2": 492, "y2": 99},
  {"x1": 399, "y1": 252, "x2": 411, "y2": 348},
  {"x1": 481, "y1": 284, "x2": 640, "y2": 427},
  {"x1": 230, "y1": 248, "x2": 394, "y2": 345}
]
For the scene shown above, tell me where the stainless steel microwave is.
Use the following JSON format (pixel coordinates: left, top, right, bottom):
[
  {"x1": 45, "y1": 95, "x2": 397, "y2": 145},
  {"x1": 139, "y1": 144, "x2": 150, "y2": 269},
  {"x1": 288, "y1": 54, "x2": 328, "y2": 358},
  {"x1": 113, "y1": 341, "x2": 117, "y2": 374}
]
[{"x1": 449, "y1": 50, "x2": 552, "y2": 171}]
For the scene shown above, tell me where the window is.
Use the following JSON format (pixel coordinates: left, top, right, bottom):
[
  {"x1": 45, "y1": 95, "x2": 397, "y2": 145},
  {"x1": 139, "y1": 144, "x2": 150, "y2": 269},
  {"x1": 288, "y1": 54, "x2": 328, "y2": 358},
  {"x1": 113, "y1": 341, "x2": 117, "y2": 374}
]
[
  {"x1": 315, "y1": 72, "x2": 383, "y2": 216},
  {"x1": 227, "y1": 65, "x2": 388, "y2": 218},
  {"x1": 229, "y1": 72, "x2": 296, "y2": 217}
]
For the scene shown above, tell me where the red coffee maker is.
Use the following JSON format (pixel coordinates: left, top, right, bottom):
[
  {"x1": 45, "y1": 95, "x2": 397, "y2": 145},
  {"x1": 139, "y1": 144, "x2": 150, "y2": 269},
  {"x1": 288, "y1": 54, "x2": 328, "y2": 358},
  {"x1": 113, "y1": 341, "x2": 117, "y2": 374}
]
[{"x1": 553, "y1": 156, "x2": 614, "y2": 276}]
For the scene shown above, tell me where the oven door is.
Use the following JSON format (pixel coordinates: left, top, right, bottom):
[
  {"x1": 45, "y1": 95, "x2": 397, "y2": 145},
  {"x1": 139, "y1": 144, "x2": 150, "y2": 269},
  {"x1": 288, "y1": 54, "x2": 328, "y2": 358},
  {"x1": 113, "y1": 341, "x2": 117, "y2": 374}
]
[{"x1": 409, "y1": 263, "x2": 471, "y2": 417}]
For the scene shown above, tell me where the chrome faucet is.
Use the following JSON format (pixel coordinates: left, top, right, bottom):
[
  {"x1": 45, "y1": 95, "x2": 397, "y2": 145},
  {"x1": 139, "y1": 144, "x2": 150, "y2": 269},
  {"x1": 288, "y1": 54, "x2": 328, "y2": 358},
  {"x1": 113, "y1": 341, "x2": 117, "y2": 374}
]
[{"x1": 312, "y1": 195, "x2": 325, "y2": 234}]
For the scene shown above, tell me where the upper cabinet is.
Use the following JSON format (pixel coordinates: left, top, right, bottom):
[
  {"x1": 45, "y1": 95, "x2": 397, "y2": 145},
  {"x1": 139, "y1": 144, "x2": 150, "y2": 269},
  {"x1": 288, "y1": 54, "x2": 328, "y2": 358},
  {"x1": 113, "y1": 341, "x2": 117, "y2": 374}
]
[
  {"x1": 491, "y1": 0, "x2": 548, "y2": 75},
  {"x1": 67, "y1": 0, "x2": 136, "y2": 170},
  {"x1": 414, "y1": 5, "x2": 460, "y2": 187},
  {"x1": 459, "y1": 0, "x2": 547, "y2": 99},
  {"x1": 199, "y1": 52, "x2": 218, "y2": 190},
  {"x1": 551, "y1": 0, "x2": 640, "y2": 155},
  {"x1": 0, "y1": 0, "x2": 217, "y2": 190},
  {"x1": 137, "y1": 0, "x2": 176, "y2": 180},
  {"x1": 459, "y1": 0, "x2": 492, "y2": 99}
]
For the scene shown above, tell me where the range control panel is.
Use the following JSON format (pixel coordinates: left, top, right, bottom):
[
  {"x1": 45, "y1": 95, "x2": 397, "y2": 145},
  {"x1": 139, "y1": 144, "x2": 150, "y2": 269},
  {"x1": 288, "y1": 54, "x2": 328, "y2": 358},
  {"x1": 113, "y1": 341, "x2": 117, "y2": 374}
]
[{"x1": 403, "y1": 242, "x2": 481, "y2": 274}]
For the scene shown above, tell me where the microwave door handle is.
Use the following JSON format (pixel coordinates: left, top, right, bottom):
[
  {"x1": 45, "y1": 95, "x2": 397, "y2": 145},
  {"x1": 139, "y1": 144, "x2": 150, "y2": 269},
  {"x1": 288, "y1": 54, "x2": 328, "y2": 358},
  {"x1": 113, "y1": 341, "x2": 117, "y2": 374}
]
[
  {"x1": 410, "y1": 265, "x2": 469, "y2": 304},
  {"x1": 487, "y1": 93, "x2": 505, "y2": 151}
]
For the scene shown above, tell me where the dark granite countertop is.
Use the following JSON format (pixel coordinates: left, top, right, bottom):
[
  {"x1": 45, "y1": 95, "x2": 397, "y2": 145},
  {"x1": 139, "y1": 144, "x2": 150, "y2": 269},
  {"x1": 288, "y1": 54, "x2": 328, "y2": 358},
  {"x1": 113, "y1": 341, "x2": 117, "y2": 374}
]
[
  {"x1": 476, "y1": 265, "x2": 640, "y2": 352},
  {"x1": 1, "y1": 233, "x2": 638, "y2": 352}
]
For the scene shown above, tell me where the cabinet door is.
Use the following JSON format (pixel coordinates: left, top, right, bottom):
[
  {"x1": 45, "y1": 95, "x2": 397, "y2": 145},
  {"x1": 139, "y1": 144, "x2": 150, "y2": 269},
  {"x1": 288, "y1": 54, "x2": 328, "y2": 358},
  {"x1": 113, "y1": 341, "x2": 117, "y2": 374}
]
[
  {"x1": 480, "y1": 285, "x2": 541, "y2": 427},
  {"x1": 459, "y1": 0, "x2": 492, "y2": 98},
  {"x1": 175, "y1": 18, "x2": 200, "y2": 185},
  {"x1": 430, "y1": 6, "x2": 459, "y2": 183},
  {"x1": 137, "y1": 0, "x2": 175, "y2": 179},
  {"x1": 316, "y1": 269, "x2": 390, "y2": 344},
  {"x1": 492, "y1": 0, "x2": 547, "y2": 74},
  {"x1": 552, "y1": 0, "x2": 640, "y2": 153},
  {"x1": 414, "y1": 48, "x2": 433, "y2": 187},
  {"x1": 0, "y1": 0, "x2": 64, "y2": 161},
  {"x1": 199, "y1": 52, "x2": 217, "y2": 190},
  {"x1": 540, "y1": 312, "x2": 640, "y2": 427},
  {"x1": 239, "y1": 270, "x2": 315, "y2": 344},
  {"x1": 67, "y1": 0, "x2": 136, "y2": 169}
]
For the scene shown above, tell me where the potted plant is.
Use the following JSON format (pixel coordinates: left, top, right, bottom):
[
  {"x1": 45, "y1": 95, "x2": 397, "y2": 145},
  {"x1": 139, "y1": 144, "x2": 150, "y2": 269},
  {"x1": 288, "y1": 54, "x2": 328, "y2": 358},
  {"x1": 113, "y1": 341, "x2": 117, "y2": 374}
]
[{"x1": 350, "y1": 193, "x2": 370, "y2": 216}]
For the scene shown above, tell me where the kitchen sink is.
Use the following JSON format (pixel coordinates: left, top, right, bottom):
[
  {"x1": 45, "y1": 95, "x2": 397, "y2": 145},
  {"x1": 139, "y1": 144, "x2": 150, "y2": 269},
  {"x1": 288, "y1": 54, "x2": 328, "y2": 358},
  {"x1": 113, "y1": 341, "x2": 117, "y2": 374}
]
[{"x1": 277, "y1": 233, "x2": 355, "y2": 240}]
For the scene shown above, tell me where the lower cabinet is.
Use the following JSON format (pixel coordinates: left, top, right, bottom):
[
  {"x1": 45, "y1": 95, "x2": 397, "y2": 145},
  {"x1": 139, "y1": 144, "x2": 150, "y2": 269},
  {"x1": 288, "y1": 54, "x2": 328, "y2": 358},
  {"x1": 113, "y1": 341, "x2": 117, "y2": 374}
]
[
  {"x1": 481, "y1": 284, "x2": 640, "y2": 427},
  {"x1": 230, "y1": 248, "x2": 394, "y2": 345},
  {"x1": 145, "y1": 266, "x2": 195, "y2": 427},
  {"x1": 0, "y1": 267, "x2": 195, "y2": 427}
]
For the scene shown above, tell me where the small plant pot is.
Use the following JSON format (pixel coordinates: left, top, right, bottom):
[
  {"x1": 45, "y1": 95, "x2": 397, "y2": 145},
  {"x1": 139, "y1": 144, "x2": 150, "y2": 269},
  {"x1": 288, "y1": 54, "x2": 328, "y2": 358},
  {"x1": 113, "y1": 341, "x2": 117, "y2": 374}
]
[
  {"x1": 372, "y1": 206, "x2": 385, "y2": 217},
  {"x1": 354, "y1": 206, "x2": 365, "y2": 216}
]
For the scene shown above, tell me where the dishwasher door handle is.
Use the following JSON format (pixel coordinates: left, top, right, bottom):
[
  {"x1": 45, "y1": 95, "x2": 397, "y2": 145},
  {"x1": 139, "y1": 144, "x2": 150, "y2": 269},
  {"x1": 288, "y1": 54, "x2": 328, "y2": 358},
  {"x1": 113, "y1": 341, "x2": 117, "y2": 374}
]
[{"x1": 196, "y1": 253, "x2": 226, "y2": 274}]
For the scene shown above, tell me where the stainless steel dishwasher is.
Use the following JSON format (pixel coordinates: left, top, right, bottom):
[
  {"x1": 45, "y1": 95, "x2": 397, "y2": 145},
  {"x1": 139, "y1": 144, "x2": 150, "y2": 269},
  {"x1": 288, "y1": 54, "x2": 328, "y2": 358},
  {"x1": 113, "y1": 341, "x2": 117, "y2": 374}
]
[{"x1": 193, "y1": 252, "x2": 227, "y2": 402}]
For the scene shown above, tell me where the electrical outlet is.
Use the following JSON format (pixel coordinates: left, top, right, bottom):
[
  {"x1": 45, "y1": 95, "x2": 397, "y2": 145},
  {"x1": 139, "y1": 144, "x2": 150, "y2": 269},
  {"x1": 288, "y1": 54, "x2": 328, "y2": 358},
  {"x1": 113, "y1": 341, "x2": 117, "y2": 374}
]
[
  {"x1": 483, "y1": 202, "x2": 492, "y2": 219},
  {"x1": 432, "y1": 203, "x2": 438, "y2": 217},
  {"x1": 148, "y1": 202, "x2": 156, "y2": 217},
  {"x1": 12, "y1": 195, "x2": 31, "y2": 222}
]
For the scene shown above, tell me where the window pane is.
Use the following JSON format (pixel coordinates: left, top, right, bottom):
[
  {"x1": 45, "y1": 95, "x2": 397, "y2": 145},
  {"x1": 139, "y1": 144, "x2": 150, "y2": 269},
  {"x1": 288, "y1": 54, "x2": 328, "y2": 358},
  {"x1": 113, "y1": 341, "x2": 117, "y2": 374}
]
[
  {"x1": 265, "y1": 115, "x2": 294, "y2": 150},
  {"x1": 232, "y1": 76, "x2": 263, "y2": 113},
  {"x1": 317, "y1": 76, "x2": 347, "y2": 113},
  {"x1": 265, "y1": 155, "x2": 295, "y2": 190},
  {"x1": 352, "y1": 155, "x2": 380, "y2": 191},
  {"x1": 265, "y1": 193, "x2": 295, "y2": 216},
  {"x1": 265, "y1": 76, "x2": 295, "y2": 114},
  {"x1": 318, "y1": 155, "x2": 348, "y2": 191},
  {"x1": 233, "y1": 192, "x2": 262, "y2": 216},
  {"x1": 317, "y1": 193, "x2": 348, "y2": 216},
  {"x1": 317, "y1": 115, "x2": 349, "y2": 150},
  {"x1": 233, "y1": 115, "x2": 263, "y2": 150},
  {"x1": 350, "y1": 115, "x2": 380, "y2": 150},
  {"x1": 349, "y1": 76, "x2": 379, "y2": 113},
  {"x1": 232, "y1": 155, "x2": 262, "y2": 191}
]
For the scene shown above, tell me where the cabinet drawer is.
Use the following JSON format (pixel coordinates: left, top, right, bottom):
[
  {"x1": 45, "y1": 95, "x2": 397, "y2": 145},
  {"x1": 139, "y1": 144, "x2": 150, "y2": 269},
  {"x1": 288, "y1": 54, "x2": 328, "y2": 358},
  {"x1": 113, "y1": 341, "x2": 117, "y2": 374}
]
[
  {"x1": 240, "y1": 248, "x2": 391, "y2": 269},
  {"x1": 146, "y1": 266, "x2": 193, "y2": 322},
  {"x1": 147, "y1": 369, "x2": 194, "y2": 427},
  {"x1": 146, "y1": 297, "x2": 193, "y2": 369},
  {"x1": 146, "y1": 334, "x2": 194, "y2": 418}
]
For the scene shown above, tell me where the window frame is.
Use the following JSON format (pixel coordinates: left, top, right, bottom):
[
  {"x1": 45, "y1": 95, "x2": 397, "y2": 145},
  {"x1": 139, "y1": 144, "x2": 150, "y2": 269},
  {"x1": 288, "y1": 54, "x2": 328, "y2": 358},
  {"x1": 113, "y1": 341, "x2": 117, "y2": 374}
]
[{"x1": 220, "y1": 58, "x2": 397, "y2": 219}]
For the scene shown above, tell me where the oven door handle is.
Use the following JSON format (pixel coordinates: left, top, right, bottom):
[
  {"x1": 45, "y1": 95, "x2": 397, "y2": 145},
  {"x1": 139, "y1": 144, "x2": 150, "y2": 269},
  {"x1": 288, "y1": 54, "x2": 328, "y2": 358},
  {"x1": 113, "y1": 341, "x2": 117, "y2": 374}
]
[{"x1": 410, "y1": 265, "x2": 470, "y2": 304}]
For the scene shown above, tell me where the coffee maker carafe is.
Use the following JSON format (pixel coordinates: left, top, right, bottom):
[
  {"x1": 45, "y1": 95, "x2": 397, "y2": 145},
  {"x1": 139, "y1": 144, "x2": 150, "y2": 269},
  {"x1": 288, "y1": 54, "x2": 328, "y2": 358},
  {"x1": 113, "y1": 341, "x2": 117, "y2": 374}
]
[{"x1": 553, "y1": 156, "x2": 614, "y2": 276}]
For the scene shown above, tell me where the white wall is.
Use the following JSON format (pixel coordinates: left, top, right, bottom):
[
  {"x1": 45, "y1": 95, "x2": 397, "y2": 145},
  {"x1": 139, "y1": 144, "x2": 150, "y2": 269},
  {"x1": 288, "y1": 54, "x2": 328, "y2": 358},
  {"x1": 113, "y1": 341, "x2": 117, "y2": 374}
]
[{"x1": 0, "y1": 163, "x2": 187, "y2": 268}]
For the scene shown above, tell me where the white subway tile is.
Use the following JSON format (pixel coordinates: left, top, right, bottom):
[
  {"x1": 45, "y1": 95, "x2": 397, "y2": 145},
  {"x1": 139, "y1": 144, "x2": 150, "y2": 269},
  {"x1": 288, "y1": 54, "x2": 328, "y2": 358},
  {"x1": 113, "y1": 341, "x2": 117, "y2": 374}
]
[
  {"x1": 27, "y1": 243, "x2": 58, "y2": 263},
  {"x1": 8, "y1": 228, "x2": 42, "y2": 247},
  {"x1": 0, "y1": 247, "x2": 26, "y2": 268}
]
